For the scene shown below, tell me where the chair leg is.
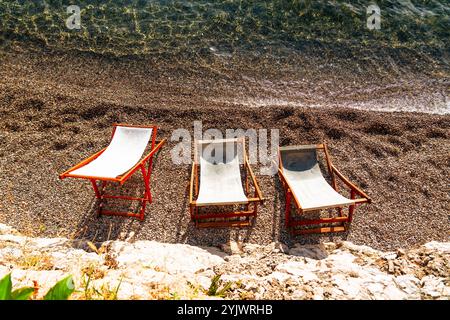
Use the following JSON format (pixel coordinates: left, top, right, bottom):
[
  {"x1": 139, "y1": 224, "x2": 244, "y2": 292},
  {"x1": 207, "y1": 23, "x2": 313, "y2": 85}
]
[
  {"x1": 191, "y1": 204, "x2": 257, "y2": 228},
  {"x1": 91, "y1": 179, "x2": 103, "y2": 216},
  {"x1": 135, "y1": 164, "x2": 151, "y2": 221},
  {"x1": 349, "y1": 190, "x2": 356, "y2": 222},
  {"x1": 285, "y1": 190, "x2": 292, "y2": 228},
  {"x1": 145, "y1": 158, "x2": 154, "y2": 204},
  {"x1": 288, "y1": 198, "x2": 353, "y2": 235},
  {"x1": 287, "y1": 190, "x2": 359, "y2": 235},
  {"x1": 91, "y1": 179, "x2": 101, "y2": 198},
  {"x1": 140, "y1": 165, "x2": 152, "y2": 203},
  {"x1": 253, "y1": 189, "x2": 258, "y2": 217},
  {"x1": 139, "y1": 199, "x2": 147, "y2": 221},
  {"x1": 94, "y1": 162, "x2": 154, "y2": 221}
]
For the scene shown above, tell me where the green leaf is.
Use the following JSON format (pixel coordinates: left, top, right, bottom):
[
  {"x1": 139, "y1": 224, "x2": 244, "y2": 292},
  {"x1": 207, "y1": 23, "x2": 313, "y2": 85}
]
[
  {"x1": 207, "y1": 275, "x2": 221, "y2": 296},
  {"x1": 0, "y1": 273, "x2": 12, "y2": 300},
  {"x1": 11, "y1": 287, "x2": 35, "y2": 300},
  {"x1": 217, "y1": 281, "x2": 232, "y2": 298},
  {"x1": 44, "y1": 275, "x2": 75, "y2": 300}
]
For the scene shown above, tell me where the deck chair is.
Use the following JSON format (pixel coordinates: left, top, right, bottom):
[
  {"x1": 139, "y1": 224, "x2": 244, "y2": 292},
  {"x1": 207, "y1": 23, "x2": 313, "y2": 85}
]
[
  {"x1": 59, "y1": 124, "x2": 166, "y2": 220},
  {"x1": 278, "y1": 144, "x2": 371, "y2": 234},
  {"x1": 189, "y1": 137, "x2": 264, "y2": 228}
]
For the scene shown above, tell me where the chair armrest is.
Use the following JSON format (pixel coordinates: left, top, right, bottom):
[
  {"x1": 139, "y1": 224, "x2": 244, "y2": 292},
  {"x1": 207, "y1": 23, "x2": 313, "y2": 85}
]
[
  {"x1": 59, "y1": 147, "x2": 107, "y2": 179},
  {"x1": 118, "y1": 139, "x2": 166, "y2": 184},
  {"x1": 140, "y1": 139, "x2": 166, "y2": 165},
  {"x1": 331, "y1": 164, "x2": 371, "y2": 203},
  {"x1": 244, "y1": 158, "x2": 265, "y2": 202},
  {"x1": 189, "y1": 162, "x2": 196, "y2": 205}
]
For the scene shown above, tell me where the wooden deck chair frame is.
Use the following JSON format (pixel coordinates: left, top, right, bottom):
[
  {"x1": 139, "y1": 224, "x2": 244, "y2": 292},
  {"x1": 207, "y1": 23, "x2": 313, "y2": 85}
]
[
  {"x1": 277, "y1": 143, "x2": 371, "y2": 235},
  {"x1": 59, "y1": 123, "x2": 166, "y2": 221},
  {"x1": 189, "y1": 137, "x2": 264, "y2": 228}
]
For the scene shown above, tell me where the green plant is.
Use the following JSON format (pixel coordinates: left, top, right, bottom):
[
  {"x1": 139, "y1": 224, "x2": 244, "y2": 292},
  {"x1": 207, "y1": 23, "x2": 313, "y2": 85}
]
[
  {"x1": 1, "y1": 273, "x2": 75, "y2": 300},
  {"x1": 16, "y1": 253, "x2": 53, "y2": 270},
  {"x1": 43, "y1": 275, "x2": 75, "y2": 300},
  {"x1": 81, "y1": 273, "x2": 95, "y2": 300},
  {"x1": 168, "y1": 292, "x2": 181, "y2": 300},
  {"x1": 0, "y1": 273, "x2": 35, "y2": 300},
  {"x1": 86, "y1": 241, "x2": 100, "y2": 254},
  {"x1": 98, "y1": 279, "x2": 122, "y2": 300},
  {"x1": 82, "y1": 263, "x2": 105, "y2": 280},
  {"x1": 81, "y1": 273, "x2": 122, "y2": 300},
  {"x1": 206, "y1": 275, "x2": 232, "y2": 298},
  {"x1": 185, "y1": 281, "x2": 201, "y2": 299}
]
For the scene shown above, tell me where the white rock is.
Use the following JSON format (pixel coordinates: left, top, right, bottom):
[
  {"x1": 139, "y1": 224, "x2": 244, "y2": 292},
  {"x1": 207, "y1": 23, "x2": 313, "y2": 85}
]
[
  {"x1": 264, "y1": 242, "x2": 289, "y2": 254},
  {"x1": 331, "y1": 274, "x2": 362, "y2": 299},
  {"x1": 0, "y1": 223, "x2": 448, "y2": 301},
  {"x1": 11, "y1": 270, "x2": 66, "y2": 298},
  {"x1": 242, "y1": 243, "x2": 261, "y2": 254},
  {"x1": 31, "y1": 237, "x2": 69, "y2": 249},
  {"x1": 267, "y1": 271, "x2": 291, "y2": 284},
  {"x1": 291, "y1": 289, "x2": 307, "y2": 299},
  {"x1": 0, "y1": 224, "x2": 20, "y2": 235},
  {"x1": 423, "y1": 241, "x2": 450, "y2": 254},
  {"x1": 340, "y1": 241, "x2": 381, "y2": 257},
  {"x1": 125, "y1": 232, "x2": 135, "y2": 243},
  {"x1": 326, "y1": 251, "x2": 358, "y2": 272},
  {"x1": 0, "y1": 247, "x2": 23, "y2": 259},
  {"x1": 383, "y1": 284, "x2": 408, "y2": 300},
  {"x1": 220, "y1": 241, "x2": 243, "y2": 255},
  {"x1": 0, "y1": 266, "x2": 10, "y2": 275},
  {"x1": 195, "y1": 275, "x2": 214, "y2": 290},
  {"x1": 115, "y1": 241, "x2": 224, "y2": 275},
  {"x1": 0, "y1": 234, "x2": 28, "y2": 246},
  {"x1": 420, "y1": 275, "x2": 447, "y2": 298},
  {"x1": 288, "y1": 244, "x2": 328, "y2": 260},
  {"x1": 394, "y1": 275, "x2": 420, "y2": 299},
  {"x1": 312, "y1": 286, "x2": 324, "y2": 300},
  {"x1": 224, "y1": 254, "x2": 242, "y2": 263},
  {"x1": 366, "y1": 282, "x2": 385, "y2": 299},
  {"x1": 322, "y1": 242, "x2": 338, "y2": 252},
  {"x1": 275, "y1": 261, "x2": 319, "y2": 282},
  {"x1": 382, "y1": 252, "x2": 398, "y2": 260}
]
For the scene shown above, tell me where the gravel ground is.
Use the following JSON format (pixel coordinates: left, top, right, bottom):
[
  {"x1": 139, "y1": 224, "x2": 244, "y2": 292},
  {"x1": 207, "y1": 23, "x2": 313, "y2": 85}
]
[{"x1": 0, "y1": 47, "x2": 448, "y2": 250}]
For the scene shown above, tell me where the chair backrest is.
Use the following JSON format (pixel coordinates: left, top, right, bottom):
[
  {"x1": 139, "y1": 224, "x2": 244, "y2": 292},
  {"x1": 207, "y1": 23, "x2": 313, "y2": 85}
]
[
  {"x1": 69, "y1": 125, "x2": 155, "y2": 179},
  {"x1": 194, "y1": 138, "x2": 247, "y2": 203},
  {"x1": 194, "y1": 137, "x2": 245, "y2": 165},
  {"x1": 279, "y1": 145, "x2": 323, "y2": 180},
  {"x1": 106, "y1": 125, "x2": 154, "y2": 165}
]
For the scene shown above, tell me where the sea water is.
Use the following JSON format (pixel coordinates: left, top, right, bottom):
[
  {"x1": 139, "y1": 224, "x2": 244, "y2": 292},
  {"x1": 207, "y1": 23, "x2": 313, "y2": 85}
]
[{"x1": 0, "y1": 0, "x2": 448, "y2": 57}]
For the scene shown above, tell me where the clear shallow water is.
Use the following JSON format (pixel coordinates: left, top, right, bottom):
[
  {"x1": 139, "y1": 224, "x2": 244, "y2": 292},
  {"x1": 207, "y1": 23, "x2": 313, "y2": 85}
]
[{"x1": 0, "y1": 0, "x2": 448, "y2": 57}]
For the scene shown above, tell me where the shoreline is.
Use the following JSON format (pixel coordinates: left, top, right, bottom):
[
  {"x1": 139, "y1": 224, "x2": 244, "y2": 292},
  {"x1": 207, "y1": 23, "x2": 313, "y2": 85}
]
[{"x1": 1, "y1": 45, "x2": 448, "y2": 115}]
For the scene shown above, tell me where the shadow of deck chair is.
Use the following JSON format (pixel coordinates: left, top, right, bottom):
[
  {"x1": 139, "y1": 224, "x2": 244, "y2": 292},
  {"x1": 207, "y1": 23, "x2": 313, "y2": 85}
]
[
  {"x1": 278, "y1": 144, "x2": 371, "y2": 235},
  {"x1": 189, "y1": 137, "x2": 264, "y2": 228},
  {"x1": 59, "y1": 123, "x2": 166, "y2": 221}
]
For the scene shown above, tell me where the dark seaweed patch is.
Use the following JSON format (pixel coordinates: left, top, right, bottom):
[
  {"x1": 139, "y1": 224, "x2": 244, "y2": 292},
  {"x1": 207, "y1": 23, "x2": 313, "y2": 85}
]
[
  {"x1": 79, "y1": 104, "x2": 110, "y2": 120},
  {"x1": 364, "y1": 121, "x2": 401, "y2": 136},
  {"x1": 325, "y1": 127, "x2": 347, "y2": 140}
]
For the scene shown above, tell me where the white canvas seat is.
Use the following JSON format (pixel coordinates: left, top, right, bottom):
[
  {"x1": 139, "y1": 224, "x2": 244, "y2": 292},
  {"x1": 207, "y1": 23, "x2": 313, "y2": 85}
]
[
  {"x1": 70, "y1": 126, "x2": 152, "y2": 179},
  {"x1": 189, "y1": 138, "x2": 264, "y2": 228},
  {"x1": 280, "y1": 146, "x2": 354, "y2": 210},
  {"x1": 278, "y1": 144, "x2": 371, "y2": 235},
  {"x1": 196, "y1": 154, "x2": 248, "y2": 206}
]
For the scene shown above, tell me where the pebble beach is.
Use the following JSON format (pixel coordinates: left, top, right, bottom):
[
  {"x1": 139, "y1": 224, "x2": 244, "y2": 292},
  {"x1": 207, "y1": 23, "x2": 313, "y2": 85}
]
[{"x1": 0, "y1": 46, "x2": 448, "y2": 251}]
